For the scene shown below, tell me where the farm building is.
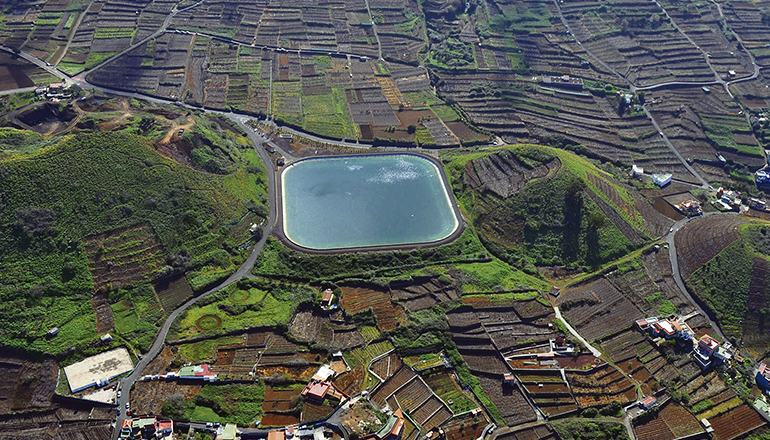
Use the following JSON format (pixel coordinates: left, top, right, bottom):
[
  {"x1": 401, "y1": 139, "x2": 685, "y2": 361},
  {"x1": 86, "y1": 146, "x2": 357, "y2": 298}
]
[
  {"x1": 652, "y1": 173, "x2": 672, "y2": 187},
  {"x1": 64, "y1": 347, "x2": 133, "y2": 393},
  {"x1": 178, "y1": 364, "x2": 217, "y2": 381},
  {"x1": 631, "y1": 164, "x2": 644, "y2": 178},
  {"x1": 640, "y1": 395, "x2": 657, "y2": 409}
]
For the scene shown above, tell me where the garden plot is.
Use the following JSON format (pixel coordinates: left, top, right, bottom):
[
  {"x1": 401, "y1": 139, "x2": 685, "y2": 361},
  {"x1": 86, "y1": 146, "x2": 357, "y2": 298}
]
[{"x1": 558, "y1": 278, "x2": 642, "y2": 342}]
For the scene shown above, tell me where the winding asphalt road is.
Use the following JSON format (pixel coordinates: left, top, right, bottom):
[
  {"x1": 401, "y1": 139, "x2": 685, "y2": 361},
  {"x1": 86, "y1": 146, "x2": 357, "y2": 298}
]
[{"x1": 112, "y1": 119, "x2": 278, "y2": 434}]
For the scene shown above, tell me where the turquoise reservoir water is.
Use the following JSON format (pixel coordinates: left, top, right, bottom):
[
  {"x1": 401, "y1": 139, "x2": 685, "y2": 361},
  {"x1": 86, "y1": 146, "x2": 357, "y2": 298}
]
[{"x1": 282, "y1": 154, "x2": 459, "y2": 250}]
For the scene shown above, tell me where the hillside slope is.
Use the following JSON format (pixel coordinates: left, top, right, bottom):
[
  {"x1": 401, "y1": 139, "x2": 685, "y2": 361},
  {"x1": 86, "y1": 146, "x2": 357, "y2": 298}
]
[
  {"x1": 444, "y1": 145, "x2": 657, "y2": 271},
  {"x1": 0, "y1": 130, "x2": 266, "y2": 354}
]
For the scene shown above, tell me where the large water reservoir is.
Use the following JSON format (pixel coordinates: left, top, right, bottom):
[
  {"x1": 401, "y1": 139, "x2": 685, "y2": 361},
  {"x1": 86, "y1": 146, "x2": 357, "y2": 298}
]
[{"x1": 281, "y1": 154, "x2": 460, "y2": 250}]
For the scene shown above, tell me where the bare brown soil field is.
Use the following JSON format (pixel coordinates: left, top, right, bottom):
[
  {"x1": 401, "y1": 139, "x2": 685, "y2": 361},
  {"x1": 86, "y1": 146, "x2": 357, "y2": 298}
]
[
  {"x1": 709, "y1": 404, "x2": 767, "y2": 440},
  {"x1": 262, "y1": 386, "x2": 301, "y2": 412},
  {"x1": 0, "y1": 350, "x2": 58, "y2": 413},
  {"x1": 558, "y1": 278, "x2": 642, "y2": 341},
  {"x1": 634, "y1": 400, "x2": 704, "y2": 440},
  {"x1": 675, "y1": 215, "x2": 745, "y2": 280},
  {"x1": 340, "y1": 286, "x2": 407, "y2": 331},
  {"x1": 334, "y1": 365, "x2": 365, "y2": 396},
  {"x1": 82, "y1": 222, "x2": 165, "y2": 293},
  {"x1": 262, "y1": 412, "x2": 300, "y2": 427},
  {"x1": 290, "y1": 308, "x2": 365, "y2": 350}
]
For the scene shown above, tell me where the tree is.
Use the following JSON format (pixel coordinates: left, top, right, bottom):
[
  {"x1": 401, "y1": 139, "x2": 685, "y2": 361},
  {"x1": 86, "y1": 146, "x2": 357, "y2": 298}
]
[{"x1": 407, "y1": 125, "x2": 417, "y2": 134}]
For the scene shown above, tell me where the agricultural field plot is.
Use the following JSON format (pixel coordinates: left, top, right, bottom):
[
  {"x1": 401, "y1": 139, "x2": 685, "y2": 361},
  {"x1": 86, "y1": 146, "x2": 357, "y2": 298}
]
[
  {"x1": 721, "y1": 2, "x2": 770, "y2": 68},
  {"x1": 421, "y1": 371, "x2": 479, "y2": 414},
  {"x1": 467, "y1": 299, "x2": 560, "y2": 353},
  {"x1": 446, "y1": 309, "x2": 537, "y2": 426},
  {"x1": 0, "y1": 349, "x2": 58, "y2": 413},
  {"x1": 557, "y1": 278, "x2": 642, "y2": 342},
  {"x1": 675, "y1": 215, "x2": 745, "y2": 280},
  {"x1": 517, "y1": 370, "x2": 579, "y2": 417},
  {"x1": 262, "y1": 386, "x2": 302, "y2": 424},
  {"x1": 605, "y1": 252, "x2": 693, "y2": 317},
  {"x1": 437, "y1": 72, "x2": 690, "y2": 179},
  {"x1": 0, "y1": 53, "x2": 57, "y2": 91},
  {"x1": 82, "y1": 222, "x2": 166, "y2": 293},
  {"x1": 371, "y1": 352, "x2": 404, "y2": 381},
  {"x1": 340, "y1": 285, "x2": 407, "y2": 332},
  {"x1": 633, "y1": 400, "x2": 704, "y2": 440},
  {"x1": 494, "y1": 423, "x2": 560, "y2": 440},
  {"x1": 154, "y1": 274, "x2": 194, "y2": 312},
  {"x1": 289, "y1": 308, "x2": 365, "y2": 350},
  {"x1": 646, "y1": 87, "x2": 765, "y2": 181},
  {"x1": 0, "y1": 401, "x2": 115, "y2": 440},
  {"x1": 441, "y1": 412, "x2": 490, "y2": 440},
  {"x1": 708, "y1": 403, "x2": 767, "y2": 440},
  {"x1": 566, "y1": 364, "x2": 637, "y2": 408},
  {"x1": 110, "y1": 284, "x2": 166, "y2": 352},
  {"x1": 5, "y1": 0, "x2": 173, "y2": 74},
  {"x1": 600, "y1": 328, "x2": 681, "y2": 394},
  {"x1": 388, "y1": 273, "x2": 461, "y2": 313}
]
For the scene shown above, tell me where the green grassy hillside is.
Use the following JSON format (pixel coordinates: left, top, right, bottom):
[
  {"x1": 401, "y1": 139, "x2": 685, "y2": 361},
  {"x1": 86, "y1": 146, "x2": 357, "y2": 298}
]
[
  {"x1": 0, "y1": 130, "x2": 266, "y2": 355},
  {"x1": 443, "y1": 145, "x2": 650, "y2": 271}
]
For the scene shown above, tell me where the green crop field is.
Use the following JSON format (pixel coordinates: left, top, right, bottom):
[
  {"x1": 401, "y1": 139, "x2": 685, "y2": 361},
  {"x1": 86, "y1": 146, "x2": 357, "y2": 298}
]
[{"x1": 171, "y1": 280, "x2": 315, "y2": 340}]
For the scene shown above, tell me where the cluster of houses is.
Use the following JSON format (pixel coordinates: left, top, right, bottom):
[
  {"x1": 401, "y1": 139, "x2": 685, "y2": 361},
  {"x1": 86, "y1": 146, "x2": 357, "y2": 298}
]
[
  {"x1": 675, "y1": 200, "x2": 703, "y2": 217},
  {"x1": 267, "y1": 424, "x2": 337, "y2": 440},
  {"x1": 35, "y1": 81, "x2": 73, "y2": 101},
  {"x1": 715, "y1": 187, "x2": 743, "y2": 212},
  {"x1": 118, "y1": 416, "x2": 174, "y2": 439},
  {"x1": 139, "y1": 364, "x2": 218, "y2": 382},
  {"x1": 636, "y1": 316, "x2": 733, "y2": 370}
]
